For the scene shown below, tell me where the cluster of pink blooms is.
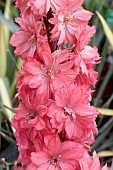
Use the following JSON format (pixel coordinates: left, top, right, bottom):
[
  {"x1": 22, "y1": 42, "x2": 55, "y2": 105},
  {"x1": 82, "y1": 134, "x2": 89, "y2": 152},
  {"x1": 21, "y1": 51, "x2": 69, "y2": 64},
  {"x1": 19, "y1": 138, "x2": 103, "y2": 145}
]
[{"x1": 10, "y1": 0, "x2": 108, "y2": 169}]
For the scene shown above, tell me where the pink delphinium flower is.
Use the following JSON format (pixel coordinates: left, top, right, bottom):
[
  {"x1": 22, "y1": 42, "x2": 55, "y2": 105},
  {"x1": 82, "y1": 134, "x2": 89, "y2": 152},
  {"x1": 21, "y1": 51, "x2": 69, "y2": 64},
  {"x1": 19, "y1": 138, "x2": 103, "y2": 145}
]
[
  {"x1": 27, "y1": 135, "x2": 86, "y2": 170},
  {"x1": 12, "y1": 128, "x2": 34, "y2": 165},
  {"x1": 16, "y1": 0, "x2": 37, "y2": 15},
  {"x1": 74, "y1": 46, "x2": 100, "y2": 86},
  {"x1": 16, "y1": 0, "x2": 29, "y2": 14},
  {"x1": 34, "y1": 0, "x2": 66, "y2": 15},
  {"x1": 12, "y1": 127, "x2": 51, "y2": 166},
  {"x1": 74, "y1": 25, "x2": 96, "y2": 54},
  {"x1": 50, "y1": 5, "x2": 93, "y2": 44},
  {"x1": 79, "y1": 46, "x2": 100, "y2": 65},
  {"x1": 10, "y1": 14, "x2": 50, "y2": 59},
  {"x1": 48, "y1": 84, "x2": 98, "y2": 143},
  {"x1": 80, "y1": 151, "x2": 108, "y2": 170},
  {"x1": 17, "y1": 50, "x2": 76, "y2": 99},
  {"x1": 13, "y1": 93, "x2": 47, "y2": 130},
  {"x1": 75, "y1": 69, "x2": 99, "y2": 87},
  {"x1": 74, "y1": 46, "x2": 100, "y2": 72}
]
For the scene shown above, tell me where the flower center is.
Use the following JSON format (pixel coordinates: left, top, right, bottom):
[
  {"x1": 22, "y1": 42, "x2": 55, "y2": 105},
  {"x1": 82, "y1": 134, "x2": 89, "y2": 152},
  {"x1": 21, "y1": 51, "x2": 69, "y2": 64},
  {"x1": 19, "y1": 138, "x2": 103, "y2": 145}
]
[
  {"x1": 28, "y1": 32, "x2": 37, "y2": 44},
  {"x1": 63, "y1": 14, "x2": 70, "y2": 23},
  {"x1": 26, "y1": 112, "x2": 36, "y2": 119},
  {"x1": 64, "y1": 107, "x2": 76, "y2": 119},
  {"x1": 63, "y1": 13, "x2": 75, "y2": 24},
  {"x1": 44, "y1": 69, "x2": 55, "y2": 79},
  {"x1": 49, "y1": 155, "x2": 61, "y2": 167},
  {"x1": 41, "y1": 65, "x2": 56, "y2": 79}
]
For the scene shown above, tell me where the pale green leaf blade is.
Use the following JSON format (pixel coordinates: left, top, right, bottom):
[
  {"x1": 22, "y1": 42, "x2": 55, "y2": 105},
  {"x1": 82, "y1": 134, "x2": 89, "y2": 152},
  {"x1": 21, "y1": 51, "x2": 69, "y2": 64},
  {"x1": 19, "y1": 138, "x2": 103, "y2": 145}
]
[
  {"x1": 96, "y1": 11, "x2": 113, "y2": 48},
  {"x1": 0, "y1": 0, "x2": 10, "y2": 77},
  {"x1": 97, "y1": 151, "x2": 113, "y2": 157},
  {"x1": 97, "y1": 108, "x2": 113, "y2": 116},
  {"x1": 0, "y1": 77, "x2": 15, "y2": 133}
]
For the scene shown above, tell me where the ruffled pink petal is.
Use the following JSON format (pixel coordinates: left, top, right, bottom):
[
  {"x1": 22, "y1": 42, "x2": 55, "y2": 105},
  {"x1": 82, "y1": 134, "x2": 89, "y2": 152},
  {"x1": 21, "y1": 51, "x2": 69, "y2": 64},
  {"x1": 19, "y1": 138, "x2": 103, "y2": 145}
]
[{"x1": 31, "y1": 152, "x2": 49, "y2": 166}]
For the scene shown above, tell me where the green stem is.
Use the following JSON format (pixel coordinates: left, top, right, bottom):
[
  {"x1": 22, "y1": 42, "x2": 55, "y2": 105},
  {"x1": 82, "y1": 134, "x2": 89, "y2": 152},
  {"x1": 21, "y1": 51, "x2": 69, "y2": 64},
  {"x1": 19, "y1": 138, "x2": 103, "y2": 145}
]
[{"x1": 94, "y1": 63, "x2": 113, "y2": 106}]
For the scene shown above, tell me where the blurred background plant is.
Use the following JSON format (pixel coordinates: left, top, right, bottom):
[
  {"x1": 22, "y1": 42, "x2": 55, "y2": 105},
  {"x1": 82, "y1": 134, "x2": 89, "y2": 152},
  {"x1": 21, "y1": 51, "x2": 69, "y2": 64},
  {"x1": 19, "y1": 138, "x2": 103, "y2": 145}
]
[{"x1": 0, "y1": 0, "x2": 113, "y2": 169}]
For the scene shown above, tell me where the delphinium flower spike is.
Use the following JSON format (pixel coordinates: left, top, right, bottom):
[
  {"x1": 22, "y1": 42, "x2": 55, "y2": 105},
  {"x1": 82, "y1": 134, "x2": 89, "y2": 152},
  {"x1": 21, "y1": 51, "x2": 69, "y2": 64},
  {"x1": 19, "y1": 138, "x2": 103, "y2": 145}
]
[{"x1": 10, "y1": 0, "x2": 108, "y2": 169}]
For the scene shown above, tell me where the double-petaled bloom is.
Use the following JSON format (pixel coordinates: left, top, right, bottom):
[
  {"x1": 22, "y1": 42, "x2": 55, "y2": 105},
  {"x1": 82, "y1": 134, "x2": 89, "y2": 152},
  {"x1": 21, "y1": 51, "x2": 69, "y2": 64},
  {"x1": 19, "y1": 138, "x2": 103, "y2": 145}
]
[
  {"x1": 49, "y1": 3, "x2": 92, "y2": 44},
  {"x1": 17, "y1": 50, "x2": 76, "y2": 99},
  {"x1": 48, "y1": 84, "x2": 98, "y2": 143},
  {"x1": 10, "y1": 13, "x2": 50, "y2": 59},
  {"x1": 27, "y1": 135, "x2": 87, "y2": 170},
  {"x1": 80, "y1": 151, "x2": 108, "y2": 170}
]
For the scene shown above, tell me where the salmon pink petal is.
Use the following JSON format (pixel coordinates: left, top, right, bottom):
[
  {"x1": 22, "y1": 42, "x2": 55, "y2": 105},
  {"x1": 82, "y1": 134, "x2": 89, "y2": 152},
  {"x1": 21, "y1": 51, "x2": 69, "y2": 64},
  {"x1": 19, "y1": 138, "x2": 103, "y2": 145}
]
[
  {"x1": 37, "y1": 163, "x2": 54, "y2": 170},
  {"x1": 70, "y1": 0, "x2": 83, "y2": 10},
  {"x1": 29, "y1": 76, "x2": 46, "y2": 88},
  {"x1": 31, "y1": 152, "x2": 49, "y2": 166},
  {"x1": 74, "y1": 8, "x2": 93, "y2": 21},
  {"x1": 75, "y1": 104, "x2": 99, "y2": 116},
  {"x1": 102, "y1": 165, "x2": 108, "y2": 170},
  {"x1": 10, "y1": 31, "x2": 27, "y2": 46},
  {"x1": 25, "y1": 61, "x2": 42, "y2": 75},
  {"x1": 27, "y1": 163, "x2": 38, "y2": 170},
  {"x1": 15, "y1": 41, "x2": 32, "y2": 55},
  {"x1": 59, "y1": 162, "x2": 74, "y2": 170},
  {"x1": 65, "y1": 119, "x2": 75, "y2": 138}
]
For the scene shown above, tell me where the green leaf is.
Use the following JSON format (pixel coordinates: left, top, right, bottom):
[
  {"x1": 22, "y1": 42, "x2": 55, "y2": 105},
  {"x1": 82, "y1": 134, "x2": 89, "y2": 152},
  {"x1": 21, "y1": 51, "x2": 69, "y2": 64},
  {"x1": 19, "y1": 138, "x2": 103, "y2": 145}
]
[
  {"x1": 102, "y1": 93, "x2": 113, "y2": 108},
  {"x1": 10, "y1": 4, "x2": 19, "y2": 18},
  {"x1": 97, "y1": 151, "x2": 113, "y2": 157},
  {"x1": 0, "y1": 77, "x2": 15, "y2": 133},
  {"x1": 0, "y1": 0, "x2": 10, "y2": 77},
  {"x1": 106, "y1": 8, "x2": 113, "y2": 28},
  {"x1": 92, "y1": 124, "x2": 113, "y2": 149},
  {"x1": 97, "y1": 41, "x2": 108, "y2": 78},
  {"x1": 97, "y1": 108, "x2": 113, "y2": 116},
  {"x1": 0, "y1": 12, "x2": 19, "y2": 33},
  {"x1": 84, "y1": 0, "x2": 95, "y2": 11},
  {"x1": 96, "y1": 11, "x2": 113, "y2": 48},
  {"x1": 10, "y1": 58, "x2": 23, "y2": 97},
  {"x1": 99, "y1": 117, "x2": 113, "y2": 134},
  {"x1": 0, "y1": 131, "x2": 16, "y2": 144},
  {"x1": 94, "y1": 63, "x2": 113, "y2": 107}
]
